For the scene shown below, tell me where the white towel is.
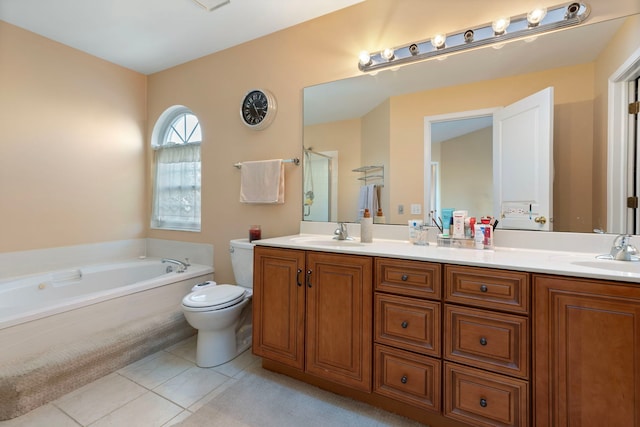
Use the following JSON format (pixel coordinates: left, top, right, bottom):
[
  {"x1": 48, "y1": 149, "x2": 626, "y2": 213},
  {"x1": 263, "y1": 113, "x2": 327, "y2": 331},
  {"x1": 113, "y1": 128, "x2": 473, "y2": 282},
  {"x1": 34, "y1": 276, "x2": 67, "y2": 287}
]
[
  {"x1": 356, "y1": 184, "x2": 377, "y2": 220},
  {"x1": 240, "y1": 159, "x2": 285, "y2": 204}
]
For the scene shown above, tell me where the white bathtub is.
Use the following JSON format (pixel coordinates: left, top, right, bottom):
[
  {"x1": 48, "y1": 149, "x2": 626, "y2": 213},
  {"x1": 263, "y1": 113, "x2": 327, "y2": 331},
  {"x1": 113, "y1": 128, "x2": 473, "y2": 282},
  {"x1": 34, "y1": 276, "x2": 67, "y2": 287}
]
[
  {"x1": 0, "y1": 257, "x2": 213, "y2": 364},
  {"x1": 0, "y1": 257, "x2": 214, "y2": 420}
]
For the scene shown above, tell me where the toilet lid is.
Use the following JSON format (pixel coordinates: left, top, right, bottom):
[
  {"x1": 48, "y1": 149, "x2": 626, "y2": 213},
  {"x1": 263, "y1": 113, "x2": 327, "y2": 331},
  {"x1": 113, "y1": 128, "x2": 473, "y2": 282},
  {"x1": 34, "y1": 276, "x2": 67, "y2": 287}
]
[{"x1": 182, "y1": 284, "x2": 246, "y2": 310}]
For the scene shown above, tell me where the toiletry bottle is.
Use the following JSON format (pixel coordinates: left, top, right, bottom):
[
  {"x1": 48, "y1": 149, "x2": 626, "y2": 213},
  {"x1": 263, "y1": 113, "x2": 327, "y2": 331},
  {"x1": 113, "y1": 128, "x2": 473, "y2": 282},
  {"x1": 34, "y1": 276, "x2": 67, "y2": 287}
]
[
  {"x1": 361, "y1": 208, "x2": 373, "y2": 243},
  {"x1": 374, "y1": 208, "x2": 386, "y2": 224}
]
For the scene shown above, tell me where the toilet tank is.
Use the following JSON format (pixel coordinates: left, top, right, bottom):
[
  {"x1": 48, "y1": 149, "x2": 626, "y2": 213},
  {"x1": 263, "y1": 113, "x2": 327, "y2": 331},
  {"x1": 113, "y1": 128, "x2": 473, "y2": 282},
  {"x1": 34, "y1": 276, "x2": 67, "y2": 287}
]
[{"x1": 230, "y1": 238, "x2": 255, "y2": 288}]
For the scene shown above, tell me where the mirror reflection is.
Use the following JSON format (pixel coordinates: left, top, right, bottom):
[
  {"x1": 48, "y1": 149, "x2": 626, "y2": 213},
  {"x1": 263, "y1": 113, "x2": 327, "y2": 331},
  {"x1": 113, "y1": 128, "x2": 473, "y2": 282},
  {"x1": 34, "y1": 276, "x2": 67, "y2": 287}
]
[{"x1": 303, "y1": 13, "x2": 640, "y2": 234}]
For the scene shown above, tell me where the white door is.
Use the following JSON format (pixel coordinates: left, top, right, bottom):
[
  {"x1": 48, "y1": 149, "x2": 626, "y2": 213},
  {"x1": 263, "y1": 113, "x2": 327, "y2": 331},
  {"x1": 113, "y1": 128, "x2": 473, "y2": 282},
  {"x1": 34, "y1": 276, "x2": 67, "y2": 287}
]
[{"x1": 493, "y1": 87, "x2": 554, "y2": 231}]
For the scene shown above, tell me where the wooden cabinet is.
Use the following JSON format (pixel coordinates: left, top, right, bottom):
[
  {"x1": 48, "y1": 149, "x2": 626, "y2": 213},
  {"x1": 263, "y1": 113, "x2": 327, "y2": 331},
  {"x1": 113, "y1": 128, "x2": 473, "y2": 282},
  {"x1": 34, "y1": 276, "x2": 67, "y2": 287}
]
[
  {"x1": 373, "y1": 258, "x2": 442, "y2": 413},
  {"x1": 253, "y1": 246, "x2": 305, "y2": 369},
  {"x1": 533, "y1": 274, "x2": 640, "y2": 427},
  {"x1": 253, "y1": 246, "x2": 372, "y2": 392},
  {"x1": 254, "y1": 244, "x2": 640, "y2": 426},
  {"x1": 443, "y1": 264, "x2": 531, "y2": 427}
]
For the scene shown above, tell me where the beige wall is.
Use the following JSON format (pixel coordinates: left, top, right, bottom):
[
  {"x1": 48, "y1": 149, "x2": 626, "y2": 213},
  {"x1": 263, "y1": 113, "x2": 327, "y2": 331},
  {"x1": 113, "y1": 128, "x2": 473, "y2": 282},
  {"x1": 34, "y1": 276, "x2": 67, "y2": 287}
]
[
  {"x1": 439, "y1": 127, "x2": 493, "y2": 218},
  {"x1": 0, "y1": 21, "x2": 147, "y2": 253},
  {"x1": 304, "y1": 119, "x2": 361, "y2": 222},
  {"x1": 361, "y1": 99, "x2": 390, "y2": 220}
]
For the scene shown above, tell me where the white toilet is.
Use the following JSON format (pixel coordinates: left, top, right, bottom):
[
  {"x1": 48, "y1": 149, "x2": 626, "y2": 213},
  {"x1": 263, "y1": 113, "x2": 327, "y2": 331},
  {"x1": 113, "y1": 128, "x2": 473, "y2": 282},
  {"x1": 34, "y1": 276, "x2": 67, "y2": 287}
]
[{"x1": 181, "y1": 238, "x2": 254, "y2": 367}]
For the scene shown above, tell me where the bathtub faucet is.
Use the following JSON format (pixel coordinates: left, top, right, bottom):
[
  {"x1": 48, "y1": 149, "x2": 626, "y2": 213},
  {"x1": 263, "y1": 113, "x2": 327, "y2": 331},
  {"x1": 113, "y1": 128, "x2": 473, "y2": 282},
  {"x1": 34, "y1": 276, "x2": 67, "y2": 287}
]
[{"x1": 162, "y1": 258, "x2": 190, "y2": 273}]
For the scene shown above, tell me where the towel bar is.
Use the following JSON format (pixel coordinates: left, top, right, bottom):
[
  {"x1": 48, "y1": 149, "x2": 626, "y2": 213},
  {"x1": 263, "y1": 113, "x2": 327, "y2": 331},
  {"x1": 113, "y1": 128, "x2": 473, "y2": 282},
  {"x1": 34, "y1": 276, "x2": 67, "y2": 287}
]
[{"x1": 234, "y1": 158, "x2": 300, "y2": 168}]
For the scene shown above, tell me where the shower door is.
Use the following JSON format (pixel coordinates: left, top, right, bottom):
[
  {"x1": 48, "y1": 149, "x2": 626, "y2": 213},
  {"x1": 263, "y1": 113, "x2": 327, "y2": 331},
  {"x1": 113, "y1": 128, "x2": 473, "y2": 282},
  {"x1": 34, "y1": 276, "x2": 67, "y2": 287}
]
[{"x1": 303, "y1": 150, "x2": 335, "y2": 222}]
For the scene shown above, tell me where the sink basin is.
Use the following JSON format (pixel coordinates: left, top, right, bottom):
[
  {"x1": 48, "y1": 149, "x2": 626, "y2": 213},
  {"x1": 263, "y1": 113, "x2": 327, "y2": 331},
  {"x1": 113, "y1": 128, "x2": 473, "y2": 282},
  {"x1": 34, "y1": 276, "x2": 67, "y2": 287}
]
[
  {"x1": 287, "y1": 236, "x2": 364, "y2": 247},
  {"x1": 571, "y1": 260, "x2": 640, "y2": 274}
]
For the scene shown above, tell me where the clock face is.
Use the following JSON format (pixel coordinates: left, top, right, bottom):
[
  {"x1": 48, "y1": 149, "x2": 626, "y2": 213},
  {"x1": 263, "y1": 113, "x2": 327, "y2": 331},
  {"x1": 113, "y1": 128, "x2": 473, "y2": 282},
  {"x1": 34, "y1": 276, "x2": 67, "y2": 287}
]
[{"x1": 240, "y1": 89, "x2": 276, "y2": 130}]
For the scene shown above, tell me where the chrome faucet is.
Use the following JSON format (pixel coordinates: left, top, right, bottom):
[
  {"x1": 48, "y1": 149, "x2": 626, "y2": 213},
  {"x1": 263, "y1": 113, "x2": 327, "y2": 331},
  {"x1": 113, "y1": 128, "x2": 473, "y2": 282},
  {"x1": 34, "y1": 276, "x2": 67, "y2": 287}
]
[
  {"x1": 334, "y1": 222, "x2": 353, "y2": 241},
  {"x1": 597, "y1": 235, "x2": 639, "y2": 261},
  {"x1": 162, "y1": 258, "x2": 190, "y2": 272}
]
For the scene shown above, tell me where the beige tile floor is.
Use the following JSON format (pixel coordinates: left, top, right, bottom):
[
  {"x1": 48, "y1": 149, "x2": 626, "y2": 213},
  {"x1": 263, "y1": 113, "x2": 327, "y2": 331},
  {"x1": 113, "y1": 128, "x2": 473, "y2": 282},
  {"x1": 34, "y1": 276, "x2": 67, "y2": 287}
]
[{"x1": 0, "y1": 336, "x2": 259, "y2": 427}]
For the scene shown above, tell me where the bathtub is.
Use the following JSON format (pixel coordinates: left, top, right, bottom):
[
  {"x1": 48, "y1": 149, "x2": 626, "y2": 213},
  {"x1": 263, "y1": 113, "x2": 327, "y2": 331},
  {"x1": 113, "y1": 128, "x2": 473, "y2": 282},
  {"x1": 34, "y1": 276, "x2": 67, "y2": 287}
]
[{"x1": 0, "y1": 257, "x2": 213, "y2": 420}]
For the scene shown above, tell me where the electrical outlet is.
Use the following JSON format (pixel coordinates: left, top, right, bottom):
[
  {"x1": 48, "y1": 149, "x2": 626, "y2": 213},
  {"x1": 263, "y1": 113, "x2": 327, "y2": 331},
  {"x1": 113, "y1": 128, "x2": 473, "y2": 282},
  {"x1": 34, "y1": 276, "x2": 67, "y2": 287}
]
[
  {"x1": 411, "y1": 204, "x2": 421, "y2": 215},
  {"x1": 398, "y1": 204, "x2": 404, "y2": 215}
]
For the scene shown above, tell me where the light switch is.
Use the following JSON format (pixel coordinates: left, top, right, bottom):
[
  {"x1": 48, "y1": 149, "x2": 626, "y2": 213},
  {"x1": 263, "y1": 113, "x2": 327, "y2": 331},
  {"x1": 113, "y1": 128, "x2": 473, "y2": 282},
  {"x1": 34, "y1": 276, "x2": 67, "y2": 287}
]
[
  {"x1": 398, "y1": 204, "x2": 404, "y2": 214},
  {"x1": 411, "y1": 204, "x2": 421, "y2": 214}
]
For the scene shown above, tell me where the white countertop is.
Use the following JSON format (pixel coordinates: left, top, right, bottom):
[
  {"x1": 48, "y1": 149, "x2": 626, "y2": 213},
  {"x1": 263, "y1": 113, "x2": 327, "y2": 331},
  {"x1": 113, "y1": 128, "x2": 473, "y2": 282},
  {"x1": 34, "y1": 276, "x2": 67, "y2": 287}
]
[{"x1": 255, "y1": 233, "x2": 640, "y2": 284}]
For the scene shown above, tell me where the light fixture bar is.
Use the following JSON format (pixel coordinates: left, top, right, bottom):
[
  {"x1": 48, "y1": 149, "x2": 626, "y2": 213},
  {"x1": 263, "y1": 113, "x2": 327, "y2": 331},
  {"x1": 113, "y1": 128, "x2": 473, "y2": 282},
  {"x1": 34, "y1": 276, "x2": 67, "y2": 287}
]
[{"x1": 358, "y1": 2, "x2": 590, "y2": 72}]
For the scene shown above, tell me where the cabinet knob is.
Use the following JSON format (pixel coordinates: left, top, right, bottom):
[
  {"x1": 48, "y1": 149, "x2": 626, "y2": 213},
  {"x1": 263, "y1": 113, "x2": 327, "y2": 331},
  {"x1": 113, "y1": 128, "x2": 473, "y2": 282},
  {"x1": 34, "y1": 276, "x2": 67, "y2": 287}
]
[
  {"x1": 480, "y1": 284, "x2": 488, "y2": 292},
  {"x1": 401, "y1": 375, "x2": 408, "y2": 384},
  {"x1": 401, "y1": 274, "x2": 409, "y2": 281},
  {"x1": 480, "y1": 337, "x2": 487, "y2": 346},
  {"x1": 401, "y1": 321, "x2": 408, "y2": 329},
  {"x1": 535, "y1": 216, "x2": 547, "y2": 224},
  {"x1": 480, "y1": 398, "x2": 488, "y2": 408}
]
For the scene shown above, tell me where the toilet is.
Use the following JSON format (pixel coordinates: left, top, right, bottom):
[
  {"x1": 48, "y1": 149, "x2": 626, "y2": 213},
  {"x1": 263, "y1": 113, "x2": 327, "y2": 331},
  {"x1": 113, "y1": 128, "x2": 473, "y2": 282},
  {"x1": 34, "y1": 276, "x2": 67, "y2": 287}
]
[{"x1": 181, "y1": 238, "x2": 254, "y2": 367}]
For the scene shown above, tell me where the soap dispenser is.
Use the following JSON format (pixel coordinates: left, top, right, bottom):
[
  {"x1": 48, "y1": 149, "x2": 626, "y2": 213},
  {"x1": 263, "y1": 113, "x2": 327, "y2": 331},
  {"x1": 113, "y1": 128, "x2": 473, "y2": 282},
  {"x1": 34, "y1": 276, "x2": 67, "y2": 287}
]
[
  {"x1": 361, "y1": 208, "x2": 373, "y2": 243},
  {"x1": 374, "y1": 208, "x2": 386, "y2": 224}
]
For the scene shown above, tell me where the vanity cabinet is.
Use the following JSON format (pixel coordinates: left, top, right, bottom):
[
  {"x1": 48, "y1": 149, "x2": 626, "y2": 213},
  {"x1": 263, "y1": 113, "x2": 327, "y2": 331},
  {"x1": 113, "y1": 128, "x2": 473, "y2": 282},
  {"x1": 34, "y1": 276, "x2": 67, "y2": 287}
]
[
  {"x1": 252, "y1": 246, "x2": 372, "y2": 392},
  {"x1": 533, "y1": 274, "x2": 640, "y2": 427},
  {"x1": 443, "y1": 265, "x2": 530, "y2": 427},
  {"x1": 373, "y1": 258, "x2": 442, "y2": 413}
]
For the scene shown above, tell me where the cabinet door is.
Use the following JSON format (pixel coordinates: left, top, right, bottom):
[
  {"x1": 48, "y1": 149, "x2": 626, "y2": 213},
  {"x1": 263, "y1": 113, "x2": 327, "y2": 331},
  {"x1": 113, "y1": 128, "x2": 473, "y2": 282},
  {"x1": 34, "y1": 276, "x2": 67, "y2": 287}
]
[
  {"x1": 305, "y1": 251, "x2": 373, "y2": 392},
  {"x1": 534, "y1": 275, "x2": 640, "y2": 426},
  {"x1": 252, "y1": 246, "x2": 305, "y2": 370}
]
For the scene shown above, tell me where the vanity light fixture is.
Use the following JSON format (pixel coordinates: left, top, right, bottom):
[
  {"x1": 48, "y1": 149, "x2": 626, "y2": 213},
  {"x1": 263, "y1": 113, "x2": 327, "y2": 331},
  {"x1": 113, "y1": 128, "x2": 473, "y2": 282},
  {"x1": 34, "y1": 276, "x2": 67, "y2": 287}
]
[
  {"x1": 432, "y1": 34, "x2": 447, "y2": 49},
  {"x1": 358, "y1": 2, "x2": 590, "y2": 73},
  {"x1": 492, "y1": 17, "x2": 511, "y2": 35}
]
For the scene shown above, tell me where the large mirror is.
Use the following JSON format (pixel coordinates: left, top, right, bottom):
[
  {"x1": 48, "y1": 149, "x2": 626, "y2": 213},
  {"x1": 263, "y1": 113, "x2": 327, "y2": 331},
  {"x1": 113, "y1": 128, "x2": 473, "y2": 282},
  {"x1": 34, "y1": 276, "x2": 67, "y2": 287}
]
[{"x1": 303, "y1": 12, "x2": 640, "y2": 234}]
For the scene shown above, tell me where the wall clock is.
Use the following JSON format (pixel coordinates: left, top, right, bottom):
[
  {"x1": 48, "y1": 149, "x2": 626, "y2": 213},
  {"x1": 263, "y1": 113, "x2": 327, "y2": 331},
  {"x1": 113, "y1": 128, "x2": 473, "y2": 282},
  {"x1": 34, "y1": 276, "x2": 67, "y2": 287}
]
[{"x1": 240, "y1": 89, "x2": 277, "y2": 130}]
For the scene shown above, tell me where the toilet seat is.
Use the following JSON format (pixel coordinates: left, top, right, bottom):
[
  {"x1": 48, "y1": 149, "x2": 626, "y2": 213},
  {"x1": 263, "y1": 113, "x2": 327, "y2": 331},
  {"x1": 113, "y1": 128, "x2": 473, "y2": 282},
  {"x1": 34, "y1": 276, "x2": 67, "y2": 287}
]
[{"x1": 182, "y1": 284, "x2": 246, "y2": 312}]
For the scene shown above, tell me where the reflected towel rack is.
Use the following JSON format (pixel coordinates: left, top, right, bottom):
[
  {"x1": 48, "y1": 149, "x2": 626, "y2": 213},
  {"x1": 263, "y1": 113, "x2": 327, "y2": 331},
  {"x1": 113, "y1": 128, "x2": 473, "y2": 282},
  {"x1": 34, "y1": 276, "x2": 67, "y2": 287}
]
[
  {"x1": 234, "y1": 157, "x2": 300, "y2": 168},
  {"x1": 353, "y1": 165, "x2": 384, "y2": 185}
]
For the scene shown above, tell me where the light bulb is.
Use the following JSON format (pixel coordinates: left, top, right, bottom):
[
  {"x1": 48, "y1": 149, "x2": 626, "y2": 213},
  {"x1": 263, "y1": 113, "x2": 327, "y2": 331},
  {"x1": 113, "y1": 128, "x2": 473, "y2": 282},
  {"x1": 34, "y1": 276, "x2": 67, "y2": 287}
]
[
  {"x1": 492, "y1": 17, "x2": 510, "y2": 35},
  {"x1": 432, "y1": 34, "x2": 446, "y2": 49},
  {"x1": 381, "y1": 48, "x2": 395, "y2": 61},
  {"x1": 358, "y1": 51, "x2": 371, "y2": 66},
  {"x1": 527, "y1": 8, "x2": 547, "y2": 26}
]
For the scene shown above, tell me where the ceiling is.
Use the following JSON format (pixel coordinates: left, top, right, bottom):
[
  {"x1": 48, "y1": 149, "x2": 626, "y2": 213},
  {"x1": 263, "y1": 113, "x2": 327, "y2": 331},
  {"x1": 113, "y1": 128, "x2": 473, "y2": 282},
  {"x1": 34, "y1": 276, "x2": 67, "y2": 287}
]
[{"x1": 0, "y1": 0, "x2": 364, "y2": 74}]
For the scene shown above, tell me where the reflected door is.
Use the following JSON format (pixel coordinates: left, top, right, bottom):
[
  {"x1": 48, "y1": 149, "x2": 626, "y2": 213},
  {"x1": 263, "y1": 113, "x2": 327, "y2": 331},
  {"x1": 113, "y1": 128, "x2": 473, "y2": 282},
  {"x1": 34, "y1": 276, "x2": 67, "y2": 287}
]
[
  {"x1": 493, "y1": 87, "x2": 554, "y2": 231},
  {"x1": 303, "y1": 150, "x2": 336, "y2": 222}
]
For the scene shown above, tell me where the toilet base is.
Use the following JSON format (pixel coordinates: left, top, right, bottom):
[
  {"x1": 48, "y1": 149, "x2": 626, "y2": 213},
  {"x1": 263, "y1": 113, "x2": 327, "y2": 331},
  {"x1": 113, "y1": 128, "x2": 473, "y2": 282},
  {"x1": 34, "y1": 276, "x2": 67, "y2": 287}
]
[{"x1": 195, "y1": 324, "x2": 252, "y2": 368}]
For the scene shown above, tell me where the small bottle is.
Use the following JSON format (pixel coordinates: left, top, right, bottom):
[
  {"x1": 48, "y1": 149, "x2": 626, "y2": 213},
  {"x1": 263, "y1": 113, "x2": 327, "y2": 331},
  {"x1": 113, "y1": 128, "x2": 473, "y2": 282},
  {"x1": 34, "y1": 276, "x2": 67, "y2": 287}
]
[{"x1": 361, "y1": 208, "x2": 373, "y2": 243}]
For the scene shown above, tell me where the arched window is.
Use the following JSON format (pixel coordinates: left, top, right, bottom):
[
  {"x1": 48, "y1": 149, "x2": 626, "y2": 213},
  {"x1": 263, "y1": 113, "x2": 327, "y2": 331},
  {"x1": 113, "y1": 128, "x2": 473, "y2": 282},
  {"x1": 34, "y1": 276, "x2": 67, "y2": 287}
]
[{"x1": 150, "y1": 106, "x2": 201, "y2": 231}]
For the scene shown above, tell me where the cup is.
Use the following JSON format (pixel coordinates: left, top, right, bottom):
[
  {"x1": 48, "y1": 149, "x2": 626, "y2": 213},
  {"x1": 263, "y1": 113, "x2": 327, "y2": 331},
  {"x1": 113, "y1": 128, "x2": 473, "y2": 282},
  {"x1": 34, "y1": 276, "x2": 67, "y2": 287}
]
[{"x1": 249, "y1": 225, "x2": 261, "y2": 242}]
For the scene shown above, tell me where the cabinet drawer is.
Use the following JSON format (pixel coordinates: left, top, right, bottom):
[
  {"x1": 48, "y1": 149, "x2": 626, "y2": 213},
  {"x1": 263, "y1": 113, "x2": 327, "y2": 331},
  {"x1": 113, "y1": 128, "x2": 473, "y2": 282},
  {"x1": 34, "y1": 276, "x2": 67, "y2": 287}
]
[
  {"x1": 375, "y1": 293, "x2": 441, "y2": 357},
  {"x1": 445, "y1": 265, "x2": 529, "y2": 314},
  {"x1": 444, "y1": 305, "x2": 529, "y2": 378},
  {"x1": 375, "y1": 258, "x2": 441, "y2": 299},
  {"x1": 444, "y1": 362, "x2": 529, "y2": 427},
  {"x1": 374, "y1": 344, "x2": 441, "y2": 413}
]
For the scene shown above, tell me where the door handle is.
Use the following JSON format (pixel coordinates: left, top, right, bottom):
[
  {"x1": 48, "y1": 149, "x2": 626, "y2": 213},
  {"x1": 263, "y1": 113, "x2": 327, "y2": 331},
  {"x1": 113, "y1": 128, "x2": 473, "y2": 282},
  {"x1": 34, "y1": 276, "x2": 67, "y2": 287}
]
[
  {"x1": 306, "y1": 269, "x2": 312, "y2": 288},
  {"x1": 535, "y1": 216, "x2": 547, "y2": 224}
]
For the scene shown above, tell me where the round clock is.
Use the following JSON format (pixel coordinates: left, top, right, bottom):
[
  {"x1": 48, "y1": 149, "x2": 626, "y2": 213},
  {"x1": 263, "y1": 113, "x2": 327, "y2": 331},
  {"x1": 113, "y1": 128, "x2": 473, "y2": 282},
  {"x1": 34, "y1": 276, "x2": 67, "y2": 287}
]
[{"x1": 240, "y1": 89, "x2": 277, "y2": 130}]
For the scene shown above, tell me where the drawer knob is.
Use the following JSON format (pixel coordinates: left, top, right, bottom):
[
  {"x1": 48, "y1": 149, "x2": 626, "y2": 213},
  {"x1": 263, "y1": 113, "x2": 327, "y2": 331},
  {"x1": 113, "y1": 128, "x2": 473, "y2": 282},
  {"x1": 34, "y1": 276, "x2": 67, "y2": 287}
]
[
  {"x1": 480, "y1": 337, "x2": 487, "y2": 346},
  {"x1": 480, "y1": 284, "x2": 488, "y2": 292},
  {"x1": 401, "y1": 321, "x2": 408, "y2": 328},
  {"x1": 401, "y1": 375, "x2": 408, "y2": 384},
  {"x1": 480, "y1": 398, "x2": 487, "y2": 408},
  {"x1": 401, "y1": 274, "x2": 409, "y2": 281}
]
